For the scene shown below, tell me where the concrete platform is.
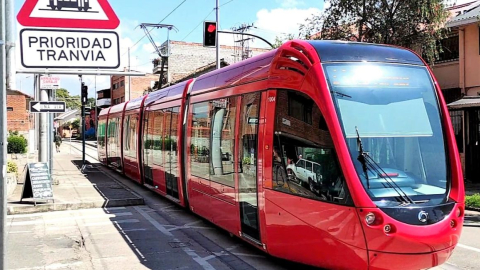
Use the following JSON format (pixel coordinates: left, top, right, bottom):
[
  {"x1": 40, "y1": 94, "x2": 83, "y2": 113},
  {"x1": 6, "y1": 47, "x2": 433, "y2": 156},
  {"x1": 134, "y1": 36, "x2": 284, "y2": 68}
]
[{"x1": 7, "y1": 144, "x2": 144, "y2": 215}]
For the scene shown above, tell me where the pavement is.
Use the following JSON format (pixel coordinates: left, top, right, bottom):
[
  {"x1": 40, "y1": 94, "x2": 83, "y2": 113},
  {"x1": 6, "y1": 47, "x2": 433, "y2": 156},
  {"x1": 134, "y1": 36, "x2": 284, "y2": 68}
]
[{"x1": 6, "y1": 143, "x2": 144, "y2": 215}]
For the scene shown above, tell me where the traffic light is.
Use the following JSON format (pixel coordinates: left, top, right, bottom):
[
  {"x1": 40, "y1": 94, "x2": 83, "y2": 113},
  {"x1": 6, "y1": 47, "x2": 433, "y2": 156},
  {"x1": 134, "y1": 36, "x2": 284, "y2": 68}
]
[
  {"x1": 81, "y1": 83, "x2": 88, "y2": 105},
  {"x1": 203, "y1": 21, "x2": 217, "y2": 47}
]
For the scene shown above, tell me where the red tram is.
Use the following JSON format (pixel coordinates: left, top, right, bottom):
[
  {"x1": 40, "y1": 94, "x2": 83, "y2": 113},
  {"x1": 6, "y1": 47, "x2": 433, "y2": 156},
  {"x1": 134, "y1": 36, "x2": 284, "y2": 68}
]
[{"x1": 97, "y1": 40, "x2": 465, "y2": 270}]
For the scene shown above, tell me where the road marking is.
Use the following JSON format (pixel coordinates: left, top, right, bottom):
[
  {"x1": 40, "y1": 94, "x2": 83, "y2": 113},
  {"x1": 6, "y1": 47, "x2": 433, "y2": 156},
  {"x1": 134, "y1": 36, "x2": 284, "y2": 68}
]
[
  {"x1": 134, "y1": 206, "x2": 216, "y2": 270},
  {"x1": 7, "y1": 207, "x2": 126, "y2": 219},
  {"x1": 457, "y1": 243, "x2": 480, "y2": 253},
  {"x1": 11, "y1": 261, "x2": 83, "y2": 270},
  {"x1": 9, "y1": 212, "x2": 133, "y2": 226}
]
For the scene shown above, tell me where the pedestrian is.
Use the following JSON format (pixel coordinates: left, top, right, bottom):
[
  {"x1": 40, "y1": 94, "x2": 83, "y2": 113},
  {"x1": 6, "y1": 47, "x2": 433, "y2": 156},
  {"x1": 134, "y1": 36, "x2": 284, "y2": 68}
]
[{"x1": 54, "y1": 133, "x2": 62, "y2": 153}]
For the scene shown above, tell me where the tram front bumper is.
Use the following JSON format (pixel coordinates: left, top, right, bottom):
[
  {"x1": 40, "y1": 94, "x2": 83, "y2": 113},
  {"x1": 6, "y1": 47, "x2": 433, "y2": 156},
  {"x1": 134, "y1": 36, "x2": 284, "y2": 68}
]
[{"x1": 368, "y1": 246, "x2": 456, "y2": 270}]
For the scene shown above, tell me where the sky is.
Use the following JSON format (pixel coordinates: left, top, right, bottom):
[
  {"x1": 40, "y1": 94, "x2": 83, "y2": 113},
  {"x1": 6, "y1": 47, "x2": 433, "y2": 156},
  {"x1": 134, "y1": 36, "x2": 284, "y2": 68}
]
[{"x1": 13, "y1": 0, "x2": 325, "y2": 98}]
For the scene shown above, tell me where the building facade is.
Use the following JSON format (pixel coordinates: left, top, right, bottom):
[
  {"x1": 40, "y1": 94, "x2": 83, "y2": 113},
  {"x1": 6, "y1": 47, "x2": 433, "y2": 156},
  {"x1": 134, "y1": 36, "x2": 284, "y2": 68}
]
[
  {"x1": 110, "y1": 72, "x2": 158, "y2": 105},
  {"x1": 430, "y1": 0, "x2": 480, "y2": 182},
  {"x1": 153, "y1": 40, "x2": 271, "y2": 86},
  {"x1": 6, "y1": 89, "x2": 34, "y2": 135}
]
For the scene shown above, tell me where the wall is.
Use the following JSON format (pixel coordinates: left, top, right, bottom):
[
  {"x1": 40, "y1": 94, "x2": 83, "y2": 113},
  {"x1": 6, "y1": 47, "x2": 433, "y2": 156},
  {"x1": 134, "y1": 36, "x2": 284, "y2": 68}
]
[
  {"x1": 110, "y1": 74, "x2": 158, "y2": 104},
  {"x1": 463, "y1": 24, "x2": 480, "y2": 96},
  {"x1": 431, "y1": 61, "x2": 460, "y2": 90},
  {"x1": 7, "y1": 91, "x2": 32, "y2": 134},
  {"x1": 166, "y1": 41, "x2": 271, "y2": 82}
]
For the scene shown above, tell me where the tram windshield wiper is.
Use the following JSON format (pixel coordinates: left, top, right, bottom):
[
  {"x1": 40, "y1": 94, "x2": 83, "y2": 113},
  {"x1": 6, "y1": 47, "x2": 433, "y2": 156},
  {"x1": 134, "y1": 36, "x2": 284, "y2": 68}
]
[
  {"x1": 355, "y1": 127, "x2": 370, "y2": 189},
  {"x1": 332, "y1": 91, "x2": 352, "y2": 98},
  {"x1": 355, "y1": 127, "x2": 415, "y2": 205}
]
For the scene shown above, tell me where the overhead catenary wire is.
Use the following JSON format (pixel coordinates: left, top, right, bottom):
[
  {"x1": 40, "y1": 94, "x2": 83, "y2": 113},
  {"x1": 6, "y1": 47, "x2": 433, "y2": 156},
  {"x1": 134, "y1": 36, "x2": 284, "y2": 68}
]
[{"x1": 121, "y1": 0, "x2": 187, "y2": 56}]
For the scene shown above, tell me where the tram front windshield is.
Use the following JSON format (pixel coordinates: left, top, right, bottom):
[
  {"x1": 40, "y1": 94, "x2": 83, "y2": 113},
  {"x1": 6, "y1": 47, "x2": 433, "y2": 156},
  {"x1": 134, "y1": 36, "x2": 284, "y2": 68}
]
[{"x1": 324, "y1": 63, "x2": 449, "y2": 207}]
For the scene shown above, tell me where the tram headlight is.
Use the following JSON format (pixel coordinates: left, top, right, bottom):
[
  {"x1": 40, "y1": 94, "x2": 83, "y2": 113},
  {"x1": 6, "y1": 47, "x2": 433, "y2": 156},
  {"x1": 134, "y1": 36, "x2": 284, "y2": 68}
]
[{"x1": 365, "y1": 212, "x2": 376, "y2": 225}]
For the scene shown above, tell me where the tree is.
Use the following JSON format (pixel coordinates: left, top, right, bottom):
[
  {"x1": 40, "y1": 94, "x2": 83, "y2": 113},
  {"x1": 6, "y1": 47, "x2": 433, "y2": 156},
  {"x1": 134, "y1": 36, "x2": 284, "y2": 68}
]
[
  {"x1": 299, "y1": 0, "x2": 451, "y2": 64},
  {"x1": 273, "y1": 33, "x2": 296, "y2": 48},
  {"x1": 56, "y1": 88, "x2": 81, "y2": 110}
]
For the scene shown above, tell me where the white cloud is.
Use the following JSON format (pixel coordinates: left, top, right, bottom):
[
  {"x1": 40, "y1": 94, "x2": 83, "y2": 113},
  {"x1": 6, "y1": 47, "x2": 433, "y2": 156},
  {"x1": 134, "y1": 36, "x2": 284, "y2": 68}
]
[{"x1": 250, "y1": 7, "x2": 321, "y2": 48}]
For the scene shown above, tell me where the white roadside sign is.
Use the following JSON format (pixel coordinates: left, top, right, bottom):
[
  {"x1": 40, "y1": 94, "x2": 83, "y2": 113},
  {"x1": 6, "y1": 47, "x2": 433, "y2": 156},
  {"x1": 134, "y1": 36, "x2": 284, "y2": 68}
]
[
  {"x1": 20, "y1": 28, "x2": 120, "y2": 69},
  {"x1": 40, "y1": 76, "x2": 61, "y2": 89}
]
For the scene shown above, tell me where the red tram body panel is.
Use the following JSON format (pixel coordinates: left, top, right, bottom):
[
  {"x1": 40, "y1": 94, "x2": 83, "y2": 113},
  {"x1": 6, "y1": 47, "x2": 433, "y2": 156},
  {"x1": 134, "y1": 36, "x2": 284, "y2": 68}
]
[{"x1": 98, "y1": 40, "x2": 465, "y2": 270}]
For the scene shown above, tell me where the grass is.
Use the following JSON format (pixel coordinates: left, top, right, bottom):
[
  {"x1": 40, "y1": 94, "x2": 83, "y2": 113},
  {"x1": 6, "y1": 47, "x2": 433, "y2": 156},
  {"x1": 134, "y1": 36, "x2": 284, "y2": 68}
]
[{"x1": 465, "y1": 194, "x2": 480, "y2": 209}]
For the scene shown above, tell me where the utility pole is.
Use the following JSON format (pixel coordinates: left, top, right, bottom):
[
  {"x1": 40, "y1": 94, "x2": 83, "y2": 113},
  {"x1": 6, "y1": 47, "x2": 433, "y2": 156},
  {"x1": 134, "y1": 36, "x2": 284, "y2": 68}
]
[
  {"x1": 79, "y1": 76, "x2": 86, "y2": 169},
  {"x1": 216, "y1": 0, "x2": 220, "y2": 69},
  {"x1": 0, "y1": 0, "x2": 7, "y2": 268},
  {"x1": 5, "y1": 0, "x2": 15, "y2": 90},
  {"x1": 232, "y1": 23, "x2": 254, "y2": 62}
]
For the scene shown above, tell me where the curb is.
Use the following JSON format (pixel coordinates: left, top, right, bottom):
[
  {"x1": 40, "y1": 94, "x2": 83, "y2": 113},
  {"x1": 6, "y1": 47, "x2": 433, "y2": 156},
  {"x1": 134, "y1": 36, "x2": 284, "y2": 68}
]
[
  {"x1": 7, "y1": 197, "x2": 145, "y2": 215},
  {"x1": 466, "y1": 206, "x2": 480, "y2": 212}
]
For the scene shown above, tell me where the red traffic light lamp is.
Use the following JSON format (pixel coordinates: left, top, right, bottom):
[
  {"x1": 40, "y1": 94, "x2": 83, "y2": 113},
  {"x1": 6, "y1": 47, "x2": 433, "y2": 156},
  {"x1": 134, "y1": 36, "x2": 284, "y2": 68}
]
[{"x1": 203, "y1": 21, "x2": 217, "y2": 47}]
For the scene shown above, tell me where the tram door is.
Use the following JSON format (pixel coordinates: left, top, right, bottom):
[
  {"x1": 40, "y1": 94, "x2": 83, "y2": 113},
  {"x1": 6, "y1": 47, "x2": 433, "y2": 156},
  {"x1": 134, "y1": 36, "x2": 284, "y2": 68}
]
[
  {"x1": 143, "y1": 110, "x2": 154, "y2": 186},
  {"x1": 238, "y1": 93, "x2": 261, "y2": 242},
  {"x1": 165, "y1": 107, "x2": 180, "y2": 199}
]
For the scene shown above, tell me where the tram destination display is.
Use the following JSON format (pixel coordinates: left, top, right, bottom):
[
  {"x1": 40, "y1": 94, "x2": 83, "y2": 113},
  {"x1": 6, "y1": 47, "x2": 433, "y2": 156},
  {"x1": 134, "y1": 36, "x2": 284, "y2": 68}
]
[{"x1": 21, "y1": 162, "x2": 54, "y2": 205}]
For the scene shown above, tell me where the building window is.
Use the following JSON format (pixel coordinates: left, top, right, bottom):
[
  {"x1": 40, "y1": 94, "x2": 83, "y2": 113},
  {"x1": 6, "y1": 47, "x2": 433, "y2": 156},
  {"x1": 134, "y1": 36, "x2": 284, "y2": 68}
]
[
  {"x1": 288, "y1": 92, "x2": 312, "y2": 124},
  {"x1": 120, "y1": 81, "x2": 125, "y2": 87},
  {"x1": 436, "y1": 35, "x2": 459, "y2": 62},
  {"x1": 121, "y1": 97, "x2": 125, "y2": 102},
  {"x1": 450, "y1": 110, "x2": 463, "y2": 153}
]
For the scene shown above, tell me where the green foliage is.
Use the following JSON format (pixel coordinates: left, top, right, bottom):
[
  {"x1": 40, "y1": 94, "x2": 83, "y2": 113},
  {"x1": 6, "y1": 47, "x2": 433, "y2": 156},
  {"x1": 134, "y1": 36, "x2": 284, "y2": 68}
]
[
  {"x1": 299, "y1": 0, "x2": 451, "y2": 64},
  {"x1": 242, "y1": 156, "x2": 252, "y2": 165},
  {"x1": 56, "y1": 88, "x2": 81, "y2": 110},
  {"x1": 273, "y1": 33, "x2": 296, "y2": 48},
  {"x1": 7, "y1": 133, "x2": 27, "y2": 154},
  {"x1": 466, "y1": 194, "x2": 480, "y2": 208},
  {"x1": 7, "y1": 161, "x2": 18, "y2": 174}
]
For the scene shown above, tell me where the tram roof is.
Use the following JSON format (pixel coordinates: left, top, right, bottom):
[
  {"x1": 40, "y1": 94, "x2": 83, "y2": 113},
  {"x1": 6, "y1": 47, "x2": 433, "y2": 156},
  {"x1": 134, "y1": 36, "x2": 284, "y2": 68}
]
[
  {"x1": 109, "y1": 101, "x2": 128, "y2": 114},
  {"x1": 125, "y1": 95, "x2": 146, "y2": 111},
  {"x1": 307, "y1": 40, "x2": 425, "y2": 66}
]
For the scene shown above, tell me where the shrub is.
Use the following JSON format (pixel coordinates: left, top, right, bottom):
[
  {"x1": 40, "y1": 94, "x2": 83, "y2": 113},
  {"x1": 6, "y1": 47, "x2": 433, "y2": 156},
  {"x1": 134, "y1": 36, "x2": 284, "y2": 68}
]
[
  {"x1": 7, "y1": 134, "x2": 27, "y2": 154},
  {"x1": 466, "y1": 194, "x2": 480, "y2": 209},
  {"x1": 7, "y1": 161, "x2": 18, "y2": 174}
]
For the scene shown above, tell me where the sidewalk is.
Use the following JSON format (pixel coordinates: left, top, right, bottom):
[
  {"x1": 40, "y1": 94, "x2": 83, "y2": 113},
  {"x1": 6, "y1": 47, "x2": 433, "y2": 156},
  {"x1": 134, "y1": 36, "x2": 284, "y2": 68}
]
[{"x1": 7, "y1": 143, "x2": 144, "y2": 215}]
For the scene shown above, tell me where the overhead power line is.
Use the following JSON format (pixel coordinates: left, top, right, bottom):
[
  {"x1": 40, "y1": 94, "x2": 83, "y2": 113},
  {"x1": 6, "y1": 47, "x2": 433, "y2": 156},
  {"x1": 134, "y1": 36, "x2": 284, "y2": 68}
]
[
  {"x1": 181, "y1": 0, "x2": 235, "y2": 41},
  {"x1": 121, "y1": 0, "x2": 187, "y2": 56}
]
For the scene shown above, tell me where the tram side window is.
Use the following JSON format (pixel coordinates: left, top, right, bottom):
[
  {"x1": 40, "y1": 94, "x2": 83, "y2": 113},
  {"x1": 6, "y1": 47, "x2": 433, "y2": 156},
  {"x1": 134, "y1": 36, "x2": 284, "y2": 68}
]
[
  {"x1": 209, "y1": 97, "x2": 236, "y2": 187},
  {"x1": 272, "y1": 90, "x2": 352, "y2": 205},
  {"x1": 238, "y1": 93, "x2": 261, "y2": 191},
  {"x1": 123, "y1": 115, "x2": 138, "y2": 157},
  {"x1": 190, "y1": 102, "x2": 211, "y2": 180},
  {"x1": 97, "y1": 119, "x2": 106, "y2": 147},
  {"x1": 189, "y1": 98, "x2": 236, "y2": 187},
  {"x1": 152, "y1": 110, "x2": 165, "y2": 166}
]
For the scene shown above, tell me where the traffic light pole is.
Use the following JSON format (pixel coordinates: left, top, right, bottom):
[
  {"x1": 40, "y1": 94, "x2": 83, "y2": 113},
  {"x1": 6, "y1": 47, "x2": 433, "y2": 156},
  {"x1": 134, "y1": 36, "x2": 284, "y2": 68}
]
[{"x1": 215, "y1": 0, "x2": 220, "y2": 70}]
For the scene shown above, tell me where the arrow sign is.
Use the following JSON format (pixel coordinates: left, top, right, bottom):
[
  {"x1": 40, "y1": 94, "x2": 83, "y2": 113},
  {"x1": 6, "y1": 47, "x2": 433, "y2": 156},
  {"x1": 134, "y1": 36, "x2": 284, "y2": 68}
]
[
  {"x1": 17, "y1": 0, "x2": 120, "y2": 29},
  {"x1": 30, "y1": 101, "x2": 66, "y2": 113}
]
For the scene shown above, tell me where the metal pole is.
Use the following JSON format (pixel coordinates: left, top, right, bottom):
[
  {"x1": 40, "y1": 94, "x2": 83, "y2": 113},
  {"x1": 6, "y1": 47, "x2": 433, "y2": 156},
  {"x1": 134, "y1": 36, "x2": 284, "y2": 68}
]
[
  {"x1": 0, "y1": 0, "x2": 7, "y2": 268},
  {"x1": 128, "y1": 47, "x2": 131, "y2": 101},
  {"x1": 216, "y1": 0, "x2": 220, "y2": 69},
  {"x1": 48, "y1": 89, "x2": 53, "y2": 175},
  {"x1": 81, "y1": 77, "x2": 86, "y2": 167},
  {"x1": 39, "y1": 86, "x2": 48, "y2": 163},
  {"x1": 5, "y1": 0, "x2": 15, "y2": 90}
]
